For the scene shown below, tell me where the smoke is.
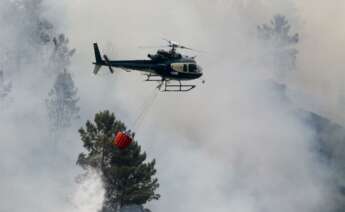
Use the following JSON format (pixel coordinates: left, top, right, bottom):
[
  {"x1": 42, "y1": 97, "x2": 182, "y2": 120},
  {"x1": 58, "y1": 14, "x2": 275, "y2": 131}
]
[
  {"x1": 0, "y1": 0, "x2": 343, "y2": 212},
  {"x1": 62, "y1": 0, "x2": 339, "y2": 212},
  {"x1": 289, "y1": 1, "x2": 345, "y2": 123},
  {"x1": 0, "y1": 0, "x2": 103, "y2": 211},
  {"x1": 69, "y1": 170, "x2": 105, "y2": 212}
]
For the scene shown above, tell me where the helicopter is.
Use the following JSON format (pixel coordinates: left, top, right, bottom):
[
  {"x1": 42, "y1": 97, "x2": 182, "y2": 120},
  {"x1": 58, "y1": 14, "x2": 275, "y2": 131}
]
[{"x1": 92, "y1": 40, "x2": 203, "y2": 92}]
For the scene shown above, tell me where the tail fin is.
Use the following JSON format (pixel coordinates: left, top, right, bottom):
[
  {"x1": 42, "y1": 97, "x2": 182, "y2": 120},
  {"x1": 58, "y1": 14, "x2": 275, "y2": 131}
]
[
  {"x1": 93, "y1": 65, "x2": 102, "y2": 74},
  {"x1": 93, "y1": 43, "x2": 103, "y2": 64},
  {"x1": 93, "y1": 43, "x2": 103, "y2": 74}
]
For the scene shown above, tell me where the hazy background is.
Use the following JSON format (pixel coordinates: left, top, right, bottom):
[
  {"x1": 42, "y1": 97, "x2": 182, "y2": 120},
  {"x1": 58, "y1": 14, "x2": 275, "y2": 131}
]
[{"x1": 0, "y1": 0, "x2": 344, "y2": 212}]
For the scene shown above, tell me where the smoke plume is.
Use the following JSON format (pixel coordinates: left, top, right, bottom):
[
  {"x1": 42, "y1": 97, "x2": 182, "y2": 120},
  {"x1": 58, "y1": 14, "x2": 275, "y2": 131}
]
[{"x1": 0, "y1": 0, "x2": 343, "y2": 212}]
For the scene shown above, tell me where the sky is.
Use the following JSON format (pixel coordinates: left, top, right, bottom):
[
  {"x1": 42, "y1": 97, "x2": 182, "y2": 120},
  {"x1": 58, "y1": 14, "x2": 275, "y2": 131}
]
[{"x1": 0, "y1": 0, "x2": 344, "y2": 212}]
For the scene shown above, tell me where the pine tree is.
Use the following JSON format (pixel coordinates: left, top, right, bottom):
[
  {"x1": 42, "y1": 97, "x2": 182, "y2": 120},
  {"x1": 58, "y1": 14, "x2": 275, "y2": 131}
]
[
  {"x1": 77, "y1": 111, "x2": 160, "y2": 212},
  {"x1": 51, "y1": 34, "x2": 76, "y2": 68},
  {"x1": 257, "y1": 14, "x2": 299, "y2": 76},
  {"x1": 46, "y1": 69, "x2": 80, "y2": 131}
]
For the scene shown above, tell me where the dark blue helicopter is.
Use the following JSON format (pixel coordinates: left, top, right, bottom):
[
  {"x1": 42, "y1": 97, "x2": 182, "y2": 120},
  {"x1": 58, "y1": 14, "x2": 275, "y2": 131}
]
[{"x1": 93, "y1": 40, "x2": 203, "y2": 92}]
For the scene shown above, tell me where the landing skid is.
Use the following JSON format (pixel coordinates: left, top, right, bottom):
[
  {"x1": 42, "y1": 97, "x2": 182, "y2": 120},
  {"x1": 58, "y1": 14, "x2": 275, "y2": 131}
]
[
  {"x1": 145, "y1": 74, "x2": 162, "y2": 82},
  {"x1": 145, "y1": 74, "x2": 196, "y2": 92},
  {"x1": 160, "y1": 81, "x2": 195, "y2": 92}
]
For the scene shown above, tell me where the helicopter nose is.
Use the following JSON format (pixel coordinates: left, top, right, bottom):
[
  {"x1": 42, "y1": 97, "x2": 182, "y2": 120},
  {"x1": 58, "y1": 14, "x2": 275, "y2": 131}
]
[
  {"x1": 197, "y1": 65, "x2": 203, "y2": 73},
  {"x1": 197, "y1": 65, "x2": 203, "y2": 76}
]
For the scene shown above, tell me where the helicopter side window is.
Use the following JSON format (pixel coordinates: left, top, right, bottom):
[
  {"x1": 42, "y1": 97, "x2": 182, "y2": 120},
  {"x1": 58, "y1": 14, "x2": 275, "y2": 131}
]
[
  {"x1": 189, "y1": 64, "x2": 197, "y2": 73},
  {"x1": 183, "y1": 64, "x2": 188, "y2": 72},
  {"x1": 171, "y1": 63, "x2": 184, "y2": 72}
]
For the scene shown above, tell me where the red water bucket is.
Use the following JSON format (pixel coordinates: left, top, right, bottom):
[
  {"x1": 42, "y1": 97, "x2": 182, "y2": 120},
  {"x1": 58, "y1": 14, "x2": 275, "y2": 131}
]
[{"x1": 113, "y1": 131, "x2": 133, "y2": 149}]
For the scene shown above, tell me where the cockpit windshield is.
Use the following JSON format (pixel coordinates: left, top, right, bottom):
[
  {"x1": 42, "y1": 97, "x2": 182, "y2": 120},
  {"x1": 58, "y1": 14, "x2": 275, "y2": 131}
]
[
  {"x1": 189, "y1": 64, "x2": 197, "y2": 72},
  {"x1": 171, "y1": 63, "x2": 202, "y2": 73}
]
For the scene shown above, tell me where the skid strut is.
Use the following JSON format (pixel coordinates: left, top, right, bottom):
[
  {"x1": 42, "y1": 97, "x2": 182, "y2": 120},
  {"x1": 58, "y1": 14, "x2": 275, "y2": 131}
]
[
  {"x1": 144, "y1": 74, "x2": 196, "y2": 92},
  {"x1": 159, "y1": 80, "x2": 195, "y2": 92},
  {"x1": 145, "y1": 74, "x2": 162, "y2": 81},
  {"x1": 163, "y1": 81, "x2": 195, "y2": 92}
]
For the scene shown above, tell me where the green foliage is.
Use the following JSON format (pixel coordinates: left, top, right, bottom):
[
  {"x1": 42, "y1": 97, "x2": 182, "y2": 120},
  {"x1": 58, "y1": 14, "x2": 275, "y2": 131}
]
[{"x1": 77, "y1": 111, "x2": 160, "y2": 211}]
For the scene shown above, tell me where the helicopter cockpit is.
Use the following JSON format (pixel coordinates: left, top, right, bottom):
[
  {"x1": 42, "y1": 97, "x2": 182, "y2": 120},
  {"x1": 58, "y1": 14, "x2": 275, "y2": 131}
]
[{"x1": 171, "y1": 63, "x2": 202, "y2": 73}]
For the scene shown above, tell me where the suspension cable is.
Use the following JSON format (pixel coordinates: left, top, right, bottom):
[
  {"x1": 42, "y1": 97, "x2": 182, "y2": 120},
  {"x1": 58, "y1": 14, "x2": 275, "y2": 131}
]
[{"x1": 132, "y1": 89, "x2": 160, "y2": 131}]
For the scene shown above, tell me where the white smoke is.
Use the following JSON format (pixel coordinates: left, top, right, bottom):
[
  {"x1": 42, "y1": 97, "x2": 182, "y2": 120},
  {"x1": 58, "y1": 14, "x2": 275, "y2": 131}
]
[
  {"x1": 69, "y1": 170, "x2": 105, "y2": 212},
  {"x1": 290, "y1": 1, "x2": 345, "y2": 124},
  {"x1": 0, "y1": 0, "x2": 104, "y2": 211},
  {"x1": 61, "y1": 0, "x2": 339, "y2": 212},
  {"x1": 0, "y1": 0, "x2": 343, "y2": 212}
]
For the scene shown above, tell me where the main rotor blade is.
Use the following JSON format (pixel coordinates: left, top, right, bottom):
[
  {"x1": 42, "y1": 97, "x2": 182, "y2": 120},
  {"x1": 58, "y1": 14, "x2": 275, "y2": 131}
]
[
  {"x1": 162, "y1": 38, "x2": 179, "y2": 46},
  {"x1": 162, "y1": 38, "x2": 172, "y2": 44},
  {"x1": 162, "y1": 38, "x2": 204, "y2": 52},
  {"x1": 179, "y1": 45, "x2": 204, "y2": 53}
]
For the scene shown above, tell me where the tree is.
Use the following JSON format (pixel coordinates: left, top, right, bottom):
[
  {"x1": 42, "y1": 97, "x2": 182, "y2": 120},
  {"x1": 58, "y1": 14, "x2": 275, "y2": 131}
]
[
  {"x1": 77, "y1": 111, "x2": 160, "y2": 212},
  {"x1": 45, "y1": 33, "x2": 78, "y2": 132},
  {"x1": 51, "y1": 34, "x2": 76, "y2": 69},
  {"x1": 257, "y1": 14, "x2": 299, "y2": 78},
  {"x1": 46, "y1": 69, "x2": 80, "y2": 131}
]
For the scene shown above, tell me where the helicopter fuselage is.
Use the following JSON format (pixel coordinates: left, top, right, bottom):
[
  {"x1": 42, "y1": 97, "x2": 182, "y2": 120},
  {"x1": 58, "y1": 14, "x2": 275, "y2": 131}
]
[
  {"x1": 95, "y1": 58, "x2": 202, "y2": 81},
  {"x1": 92, "y1": 43, "x2": 203, "y2": 92}
]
